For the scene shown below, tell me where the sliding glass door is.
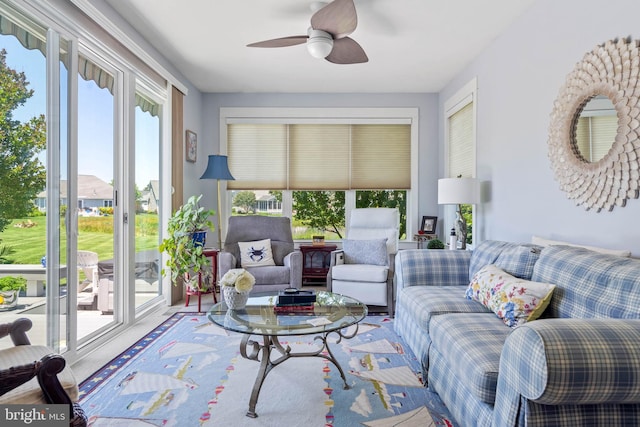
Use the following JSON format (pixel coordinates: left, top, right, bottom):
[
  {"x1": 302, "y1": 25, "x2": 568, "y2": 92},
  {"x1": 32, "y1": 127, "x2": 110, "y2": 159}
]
[
  {"x1": 0, "y1": 2, "x2": 168, "y2": 356},
  {"x1": 133, "y1": 91, "x2": 162, "y2": 313},
  {"x1": 75, "y1": 54, "x2": 117, "y2": 341}
]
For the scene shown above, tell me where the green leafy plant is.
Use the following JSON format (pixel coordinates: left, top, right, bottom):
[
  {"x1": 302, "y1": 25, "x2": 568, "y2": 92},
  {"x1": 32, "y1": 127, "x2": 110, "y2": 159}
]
[
  {"x1": 0, "y1": 276, "x2": 26, "y2": 291},
  {"x1": 427, "y1": 238, "x2": 445, "y2": 249},
  {"x1": 159, "y1": 195, "x2": 216, "y2": 288}
]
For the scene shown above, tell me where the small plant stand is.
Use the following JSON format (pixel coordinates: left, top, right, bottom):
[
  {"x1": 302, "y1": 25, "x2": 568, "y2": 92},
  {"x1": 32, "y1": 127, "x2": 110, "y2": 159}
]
[{"x1": 185, "y1": 248, "x2": 219, "y2": 312}]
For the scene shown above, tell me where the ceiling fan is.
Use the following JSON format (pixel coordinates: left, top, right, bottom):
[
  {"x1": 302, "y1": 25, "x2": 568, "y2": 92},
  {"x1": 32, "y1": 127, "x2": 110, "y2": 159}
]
[{"x1": 247, "y1": 0, "x2": 368, "y2": 64}]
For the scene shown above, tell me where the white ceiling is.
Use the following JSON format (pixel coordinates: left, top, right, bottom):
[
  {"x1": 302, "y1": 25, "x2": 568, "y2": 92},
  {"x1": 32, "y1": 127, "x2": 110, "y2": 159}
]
[{"x1": 105, "y1": 0, "x2": 535, "y2": 93}]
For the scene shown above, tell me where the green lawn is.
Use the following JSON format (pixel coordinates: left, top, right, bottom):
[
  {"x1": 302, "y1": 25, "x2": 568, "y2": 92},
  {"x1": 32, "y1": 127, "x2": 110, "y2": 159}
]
[{"x1": 0, "y1": 214, "x2": 159, "y2": 264}]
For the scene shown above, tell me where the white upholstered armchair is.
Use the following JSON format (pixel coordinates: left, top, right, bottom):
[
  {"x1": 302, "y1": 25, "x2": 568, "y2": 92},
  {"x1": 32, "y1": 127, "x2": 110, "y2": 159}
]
[{"x1": 327, "y1": 208, "x2": 399, "y2": 316}]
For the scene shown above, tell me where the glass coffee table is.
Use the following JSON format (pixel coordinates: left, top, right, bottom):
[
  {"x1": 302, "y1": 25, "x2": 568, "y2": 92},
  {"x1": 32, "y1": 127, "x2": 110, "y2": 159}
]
[{"x1": 208, "y1": 290, "x2": 367, "y2": 418}]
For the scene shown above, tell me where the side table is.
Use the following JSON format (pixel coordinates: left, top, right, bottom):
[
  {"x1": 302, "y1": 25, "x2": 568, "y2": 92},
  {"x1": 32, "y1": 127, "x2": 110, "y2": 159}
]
[
  {"x1": 413, "y1": 233, "x2": 437, "y2": 249},
  {"x1": 299, "y1": 244, "x2": 337, "y2": 285},
  {"x1": 185, "y1": 248, "x2": 218, "y2": 311}
]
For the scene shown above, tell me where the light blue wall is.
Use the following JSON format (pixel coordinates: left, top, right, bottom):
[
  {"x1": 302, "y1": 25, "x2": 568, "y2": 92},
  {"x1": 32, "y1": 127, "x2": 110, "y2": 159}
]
[
  {"x1": 96, "y1": 0, "x2": 640, "y2": 255},
  {"x1": 198, "y1": 93, "x2": 440, "y2": 235},
  {"x1": 440, "y1": 0, "x2": 640, "y2": 256}
]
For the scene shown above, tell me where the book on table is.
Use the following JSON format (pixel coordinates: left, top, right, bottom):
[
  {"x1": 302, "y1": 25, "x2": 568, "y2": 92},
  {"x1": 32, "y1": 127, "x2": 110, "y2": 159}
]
[
  {"x1": 273, "y1": 303, "x2": 315, "y2": 314},
  {"x1": 277, "y1": 289, "x2": 316, "y2": 305}
]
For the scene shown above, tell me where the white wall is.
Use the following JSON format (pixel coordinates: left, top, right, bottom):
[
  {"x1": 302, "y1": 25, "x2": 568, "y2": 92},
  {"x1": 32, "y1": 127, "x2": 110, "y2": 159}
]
[{"x1": 440, "y1": 0, "x2": 640, "y2": 256}]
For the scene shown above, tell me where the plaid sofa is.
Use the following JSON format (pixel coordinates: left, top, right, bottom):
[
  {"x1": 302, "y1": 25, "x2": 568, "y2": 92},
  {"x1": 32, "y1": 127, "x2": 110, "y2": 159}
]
[{"x1": 394, "y1": 240, "x2": 640, "y2": 427}]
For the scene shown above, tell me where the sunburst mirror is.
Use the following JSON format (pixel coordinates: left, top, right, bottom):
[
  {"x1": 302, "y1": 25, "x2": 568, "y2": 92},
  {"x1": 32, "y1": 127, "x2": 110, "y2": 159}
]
[{"x1": 548, "y1": 37, "x2": 640, "y2": 212}]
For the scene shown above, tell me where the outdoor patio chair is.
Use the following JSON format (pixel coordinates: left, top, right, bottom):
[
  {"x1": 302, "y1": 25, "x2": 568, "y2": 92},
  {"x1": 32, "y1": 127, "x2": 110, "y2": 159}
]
[{"x1": 77, "y1": 250, "x2": 99, "y2": 310}]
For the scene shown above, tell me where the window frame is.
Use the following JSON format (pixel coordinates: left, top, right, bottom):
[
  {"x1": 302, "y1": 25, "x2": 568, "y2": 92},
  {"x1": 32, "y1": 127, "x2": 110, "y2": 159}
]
[
  {"x1": 444, "y1": 78, "x2": 478, "y2": 247},
  {"x1": 220, "y1": 107, "x2": 420, "y2": 242}
]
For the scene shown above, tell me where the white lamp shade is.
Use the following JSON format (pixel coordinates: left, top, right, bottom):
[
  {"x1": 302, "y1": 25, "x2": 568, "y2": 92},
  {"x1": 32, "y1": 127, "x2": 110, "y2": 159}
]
[{"x1": 438, "y1": 178, "x2": 479, "y2": 205}]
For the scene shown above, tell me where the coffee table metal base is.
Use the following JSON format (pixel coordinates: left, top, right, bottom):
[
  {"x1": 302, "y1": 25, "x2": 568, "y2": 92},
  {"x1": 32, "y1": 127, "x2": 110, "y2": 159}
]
[{"x1": 239, "y1": 326, "x2": 358, "y2": 418}]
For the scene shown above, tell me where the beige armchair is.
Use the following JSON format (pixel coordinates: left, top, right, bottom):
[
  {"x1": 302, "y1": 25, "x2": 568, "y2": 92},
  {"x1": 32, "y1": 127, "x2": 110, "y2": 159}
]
[{"x1": 327, "y1": 208, "x2": 399, "y2": 316}]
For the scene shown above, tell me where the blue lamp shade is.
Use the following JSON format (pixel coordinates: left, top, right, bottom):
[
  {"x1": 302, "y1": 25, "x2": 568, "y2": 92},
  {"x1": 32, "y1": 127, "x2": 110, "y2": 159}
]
[{"x1": 200, "y1": 155, "x2": 235, "y2": 181}]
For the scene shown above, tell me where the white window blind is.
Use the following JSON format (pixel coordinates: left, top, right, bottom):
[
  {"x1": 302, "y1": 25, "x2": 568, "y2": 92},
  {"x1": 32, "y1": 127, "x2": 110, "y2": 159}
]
[
  {"x1": 574, "y1": 115, "x2": 617, "y2": 162},
  {"x1": 447, "y1": 102, "x2": 474, "y2": 178},
  {"x1": 227, "y1": 123, "x2": 411, "y2": 190}
]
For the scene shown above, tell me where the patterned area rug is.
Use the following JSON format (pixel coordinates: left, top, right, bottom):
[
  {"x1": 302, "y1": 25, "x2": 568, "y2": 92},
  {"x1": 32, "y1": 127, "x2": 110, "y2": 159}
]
[{"x1": 79, "y1": 313, "x2": 456, "y2": 426}]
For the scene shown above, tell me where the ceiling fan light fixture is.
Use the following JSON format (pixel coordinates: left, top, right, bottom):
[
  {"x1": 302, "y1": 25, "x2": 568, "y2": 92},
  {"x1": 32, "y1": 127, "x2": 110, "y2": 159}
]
[{"x1": 306, "y1": 29, "x2": 333, "y2": 59}]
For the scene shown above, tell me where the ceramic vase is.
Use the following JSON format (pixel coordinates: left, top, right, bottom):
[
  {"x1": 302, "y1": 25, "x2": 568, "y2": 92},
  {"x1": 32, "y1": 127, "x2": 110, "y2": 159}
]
[
  {"x1": 223, "y1": 286, "x2": 249, "y2": 310},
  {"x1": 0, "y1": 290, "x2": 19, "y2": 311}
]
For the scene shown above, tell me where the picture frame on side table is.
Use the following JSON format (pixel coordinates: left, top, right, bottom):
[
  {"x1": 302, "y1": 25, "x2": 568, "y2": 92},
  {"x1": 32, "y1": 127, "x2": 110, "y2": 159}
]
[
  {"x1": 186, "y1": 130, "x2": 197, "y2": 163},
  {"x1": 421, "y1": 216, "x2": 438, "y2": 234}
]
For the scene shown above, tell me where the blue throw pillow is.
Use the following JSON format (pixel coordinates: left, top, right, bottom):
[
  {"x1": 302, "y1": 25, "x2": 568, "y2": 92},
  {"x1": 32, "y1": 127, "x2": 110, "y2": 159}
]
[
  {"x1": 494, "y1": 244, "x2": 542, "y2": 280},
  {"x1": 342, "y1": 238, "x2": 388, "y2": 266}
]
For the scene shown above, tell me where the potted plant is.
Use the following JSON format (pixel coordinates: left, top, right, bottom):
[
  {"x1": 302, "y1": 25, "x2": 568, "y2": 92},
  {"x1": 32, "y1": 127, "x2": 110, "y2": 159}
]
[
  {"x1": 0, "y1": 276, "x2": 26, "y2": 310},
  {"x1": 159, "y1": 194, "x2": 216, "y2": 290},
  {"x1": 427, "y1": 238, "x2": 445, "y2": 249}
]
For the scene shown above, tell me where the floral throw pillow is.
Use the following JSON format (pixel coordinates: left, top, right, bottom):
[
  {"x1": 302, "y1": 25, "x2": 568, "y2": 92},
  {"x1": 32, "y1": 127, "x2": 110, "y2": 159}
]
[
  {"x1": 238, "y1": 238, "x2": 276, "y2": 268},
  {"x1": 465, "y1": 264, "x2": 556, "y2": 328}
]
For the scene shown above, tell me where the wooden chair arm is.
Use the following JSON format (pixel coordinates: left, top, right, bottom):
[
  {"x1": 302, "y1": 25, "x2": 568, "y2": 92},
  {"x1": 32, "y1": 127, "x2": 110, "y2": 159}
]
[
  {"x1": 37, "y1": 354, "x2": 87, "y2": 427},
  {"x1": 0, "y1": 360, "x2": 41, "y2": 397},
  {"x1": 40, "y1": 354, "x2": 88, "y2": 427},
  {"x1": 0, "y1": 318, "x2": 33, "y2": 346},
  {"x1": 37, "y1": 354, "x2": 72, "y2": 405}
]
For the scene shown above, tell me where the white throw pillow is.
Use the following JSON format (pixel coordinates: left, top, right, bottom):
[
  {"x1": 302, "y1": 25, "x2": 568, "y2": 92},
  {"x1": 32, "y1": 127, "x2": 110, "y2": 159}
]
[
  {"x1": 237, "y1": 239, "x2": 276, "y2": 268},
  {"x1": 531, "y1": 235, "x2": 631, "y2": 257}
]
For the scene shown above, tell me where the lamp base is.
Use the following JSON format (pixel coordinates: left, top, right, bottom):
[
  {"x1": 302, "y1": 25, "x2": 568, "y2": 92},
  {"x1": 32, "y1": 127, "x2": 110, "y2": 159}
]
[{"x1": 455, "y1": 205, "x2": 467, "y2": 250}]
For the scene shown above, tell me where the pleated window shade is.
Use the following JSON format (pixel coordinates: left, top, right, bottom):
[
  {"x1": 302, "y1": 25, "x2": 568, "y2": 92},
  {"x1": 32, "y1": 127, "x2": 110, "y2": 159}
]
[
  {"x1": 227, "y1": 124, "x2": 287, "y2": 190},
  {"x1": 289, "y1": 124, "x2": 350, "y2": 189},
  {"x1": 352, "y1": 124, "x2": 411, "y2": 189},
  {"x1": 227, "y1": 123, "x2": 411, "y2": 190},
  {"x1": 448, "y1": 102, "x2": 474, "y2": 178}
]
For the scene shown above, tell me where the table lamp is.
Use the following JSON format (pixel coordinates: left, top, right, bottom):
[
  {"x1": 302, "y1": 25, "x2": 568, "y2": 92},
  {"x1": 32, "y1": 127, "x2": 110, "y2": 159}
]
[
  {"x1": 200, "y1": 155, "x2": 235, "y2": 249},
  {"x1": 437, "y1": 177, "x2": 479, "y2": 250}
]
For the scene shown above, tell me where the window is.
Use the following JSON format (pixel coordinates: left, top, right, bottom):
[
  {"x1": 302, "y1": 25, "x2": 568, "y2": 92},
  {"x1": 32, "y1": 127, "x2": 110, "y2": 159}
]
[
  {"x1": 227, "y1": 123, "x2": 411, "y2": 190},
  {"x1": 444, "y1": 78, "x2": 477, "y2": 246},
  {"x1": 574, "y1": 96, "x2": 617, "y2": 163},
  {"x1": 223, "y1": 108, "x2": 418, "y2": 241}
]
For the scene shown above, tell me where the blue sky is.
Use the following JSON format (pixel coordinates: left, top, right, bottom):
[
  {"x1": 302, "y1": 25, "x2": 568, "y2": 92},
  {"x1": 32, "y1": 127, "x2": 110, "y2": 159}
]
[{"x1": 1, "y1": 33, "x2": 159, "y2": 188}]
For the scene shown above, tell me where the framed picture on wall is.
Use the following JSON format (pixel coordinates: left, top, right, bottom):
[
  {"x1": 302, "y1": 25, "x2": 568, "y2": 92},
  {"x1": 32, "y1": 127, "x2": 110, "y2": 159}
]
[
  {"x1": 185, "y1": 130, "x2": 197, "y2": 163},
  {"x1": 421, "y1": 216, "x2": 438, "y2": 234}
]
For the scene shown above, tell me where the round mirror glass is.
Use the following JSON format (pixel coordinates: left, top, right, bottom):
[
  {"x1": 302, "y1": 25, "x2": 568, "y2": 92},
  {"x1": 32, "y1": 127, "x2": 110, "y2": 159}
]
[{"x1": 572, "y1": 95, "x2": 617, "y2": 163}]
